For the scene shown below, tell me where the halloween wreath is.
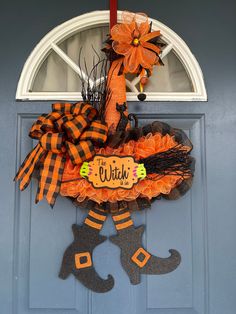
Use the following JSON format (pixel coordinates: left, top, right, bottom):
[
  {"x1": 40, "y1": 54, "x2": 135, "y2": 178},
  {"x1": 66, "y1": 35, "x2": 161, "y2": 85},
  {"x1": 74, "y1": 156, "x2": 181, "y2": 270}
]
[{"x1": 15, "y1": 10, "x2": 195, "y2": 293}]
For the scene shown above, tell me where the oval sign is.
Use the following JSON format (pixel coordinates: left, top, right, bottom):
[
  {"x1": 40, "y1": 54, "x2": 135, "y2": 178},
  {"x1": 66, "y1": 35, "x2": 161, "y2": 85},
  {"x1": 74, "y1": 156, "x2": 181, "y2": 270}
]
[{"x1": 80, "y1": 155, "x2": 146, "y2": 189}]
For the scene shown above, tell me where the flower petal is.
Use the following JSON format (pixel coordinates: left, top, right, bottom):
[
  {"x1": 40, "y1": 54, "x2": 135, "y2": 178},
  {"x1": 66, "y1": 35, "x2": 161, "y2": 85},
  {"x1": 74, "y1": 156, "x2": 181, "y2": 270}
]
[
  {"x1": 112, "y1": 42, "x2": 133, "y2": 56},
  {"x1": 134, "y1": 12, "x2": 148, "y2": 25},
  {"x1": 123, "y1": 48, "x2": 140, "y2": 73},
  {"x1": 138, "y1": 46, "x2": 158, "y2": 69},
  {"x1": 111, "y1": 23, "x2": 134, "y2": 43},
  {"x1": 141, "y1": 41, "x2": 161, "y2": 55},
  {"x1": 122, "y1": 11, "x2": 136, "y2": 24},
  {"x1": 138, "y1": 21, "x2": 150, "y2": 36},
  {"x1": 140, "y1": 30, "x2": 161, "y2": 42}
]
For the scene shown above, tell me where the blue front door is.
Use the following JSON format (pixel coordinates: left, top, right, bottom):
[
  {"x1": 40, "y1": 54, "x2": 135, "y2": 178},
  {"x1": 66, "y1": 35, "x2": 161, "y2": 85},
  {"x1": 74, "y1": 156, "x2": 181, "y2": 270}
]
[{"x1": 0, "y1": 1, "x2": 236, "y2": 314}]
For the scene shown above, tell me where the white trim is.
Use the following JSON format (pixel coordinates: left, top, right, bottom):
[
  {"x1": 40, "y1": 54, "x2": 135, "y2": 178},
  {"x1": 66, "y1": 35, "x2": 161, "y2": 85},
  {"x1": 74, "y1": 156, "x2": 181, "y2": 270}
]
[
  {"x1": 16, "y1": 10, "x2": 207, "y2": 102},
  {"x1": 161, "y1": 43, "x2": 173, "y2": 58},
  {"x1": 51, "y1": 43, "x2": 90, "y2": 83}
]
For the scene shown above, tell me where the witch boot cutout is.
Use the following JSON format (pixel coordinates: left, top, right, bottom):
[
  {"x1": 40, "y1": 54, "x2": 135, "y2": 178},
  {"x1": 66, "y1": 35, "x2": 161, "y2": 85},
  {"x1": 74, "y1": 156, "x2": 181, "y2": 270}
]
[
  {"x1": 109, "y1": 209, "x2": 181, "y2": 285},
  {"x1": 59, "y1": 208, "x2": 114, "y2": 293}
]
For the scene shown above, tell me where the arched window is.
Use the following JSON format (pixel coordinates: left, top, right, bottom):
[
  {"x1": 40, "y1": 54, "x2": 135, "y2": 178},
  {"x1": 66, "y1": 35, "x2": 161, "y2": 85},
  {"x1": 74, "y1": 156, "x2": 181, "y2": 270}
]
[{"x1": 16, "y1": 11, "x2": 207, "y2": 101}]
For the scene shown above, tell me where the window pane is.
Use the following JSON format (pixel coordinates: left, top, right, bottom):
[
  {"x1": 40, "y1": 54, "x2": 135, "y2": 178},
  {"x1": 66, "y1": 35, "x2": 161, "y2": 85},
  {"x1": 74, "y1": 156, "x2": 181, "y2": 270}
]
[
  {"x1": 32, "y1": 49, "x2": 82, "y2": 92},
  {"x1": 142, "y1": 51, "x2": 193, "y2": 92},
  {"x1": 59, "y1": 26, "x2": 109, "y2": 69}
]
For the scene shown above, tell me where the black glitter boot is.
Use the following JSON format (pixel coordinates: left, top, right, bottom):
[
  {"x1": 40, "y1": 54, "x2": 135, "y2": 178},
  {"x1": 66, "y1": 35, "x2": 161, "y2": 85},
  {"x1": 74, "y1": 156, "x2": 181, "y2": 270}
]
[
  {"x1": 59, "y1": 209, "x2": 114, "y2": 293},
  {"x1": 110, "y1": 209, "x2": 181, "y2": 285}
]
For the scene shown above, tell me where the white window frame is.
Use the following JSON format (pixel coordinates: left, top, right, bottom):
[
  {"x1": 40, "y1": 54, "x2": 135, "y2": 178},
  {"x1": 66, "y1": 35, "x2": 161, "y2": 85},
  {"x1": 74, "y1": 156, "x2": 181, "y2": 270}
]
[{"x1": 16, "y1": 10, "x2": 207, "y2": 102}]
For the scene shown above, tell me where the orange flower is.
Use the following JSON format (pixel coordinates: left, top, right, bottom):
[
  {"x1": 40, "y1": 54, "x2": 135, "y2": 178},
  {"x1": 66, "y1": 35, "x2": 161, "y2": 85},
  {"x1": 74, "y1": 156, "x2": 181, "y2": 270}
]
[{"x1": 111, "y1": 12, "x2": 161, "y2": 73}]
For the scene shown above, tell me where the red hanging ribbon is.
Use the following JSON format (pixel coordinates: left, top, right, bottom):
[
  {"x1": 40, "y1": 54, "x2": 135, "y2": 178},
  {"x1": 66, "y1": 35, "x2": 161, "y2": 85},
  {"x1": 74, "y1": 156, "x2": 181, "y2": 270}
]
[{"x1": 110, "y1": 0, "x2": 117, "y2": 30}]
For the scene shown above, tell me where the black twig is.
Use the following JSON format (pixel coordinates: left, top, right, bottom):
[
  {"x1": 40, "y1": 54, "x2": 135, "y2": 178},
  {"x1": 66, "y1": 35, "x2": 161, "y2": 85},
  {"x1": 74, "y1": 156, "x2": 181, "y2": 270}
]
[{"x1": 140, "y1": 145, "x2": 193, "y2": 180}]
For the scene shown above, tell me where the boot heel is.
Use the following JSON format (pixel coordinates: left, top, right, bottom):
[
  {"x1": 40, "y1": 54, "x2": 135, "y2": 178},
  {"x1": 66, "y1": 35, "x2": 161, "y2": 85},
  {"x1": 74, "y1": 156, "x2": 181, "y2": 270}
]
[{"x1": 59, "y1": 261, "x2": 71, "y2": 279}]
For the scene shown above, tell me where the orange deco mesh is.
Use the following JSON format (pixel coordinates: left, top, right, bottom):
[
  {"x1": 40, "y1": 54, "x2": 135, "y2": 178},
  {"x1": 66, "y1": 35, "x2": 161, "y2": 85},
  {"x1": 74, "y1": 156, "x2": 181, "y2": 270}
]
[{"x1": 60, "y1": 132, "x2": 190, "y2": 204}]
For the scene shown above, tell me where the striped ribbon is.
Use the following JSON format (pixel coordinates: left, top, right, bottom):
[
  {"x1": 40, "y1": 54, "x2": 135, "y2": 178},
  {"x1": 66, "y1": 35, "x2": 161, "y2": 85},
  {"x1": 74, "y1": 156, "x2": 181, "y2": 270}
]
[
  {"x1": 112, "y1": 209, "x2": 133, "y2": 230},
  {"x1": 85, "y1": 207, "x2": 108, "y2": 230}
]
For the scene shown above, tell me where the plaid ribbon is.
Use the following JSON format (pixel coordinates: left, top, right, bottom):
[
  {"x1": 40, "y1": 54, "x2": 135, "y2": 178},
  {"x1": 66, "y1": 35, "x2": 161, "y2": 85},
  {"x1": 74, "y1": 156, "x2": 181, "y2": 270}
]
[{"x1": 15, "y1": 102, "x2": 108, "y2": 207}]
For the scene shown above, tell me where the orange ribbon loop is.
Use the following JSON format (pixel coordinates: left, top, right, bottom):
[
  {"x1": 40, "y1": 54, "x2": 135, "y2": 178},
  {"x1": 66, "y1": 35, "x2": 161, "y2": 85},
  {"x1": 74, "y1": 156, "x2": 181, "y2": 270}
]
[
  {"x1": 15, "y1": 102, "x2": 108, "y2": 207},
  {"x1": 40, "y1": 133, "x2": 64, "y2": 153}
]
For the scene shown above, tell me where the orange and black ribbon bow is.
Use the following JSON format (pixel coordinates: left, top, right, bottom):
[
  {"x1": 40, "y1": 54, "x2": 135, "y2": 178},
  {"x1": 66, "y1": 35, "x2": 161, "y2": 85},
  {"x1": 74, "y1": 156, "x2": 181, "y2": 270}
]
[{"x1": 15, "y1": 102, "x2": 108, "y2": 207}]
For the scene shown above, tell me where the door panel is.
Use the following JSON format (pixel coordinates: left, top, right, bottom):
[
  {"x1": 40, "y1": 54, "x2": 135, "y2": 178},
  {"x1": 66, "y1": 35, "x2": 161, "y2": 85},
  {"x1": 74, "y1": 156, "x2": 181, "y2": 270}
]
[
  {"x1": 14, "y1": 113, "x2": 207, "y2": 314},
  {"x1": 139, "y1": 116, "x2": 207, "y2": 314}
]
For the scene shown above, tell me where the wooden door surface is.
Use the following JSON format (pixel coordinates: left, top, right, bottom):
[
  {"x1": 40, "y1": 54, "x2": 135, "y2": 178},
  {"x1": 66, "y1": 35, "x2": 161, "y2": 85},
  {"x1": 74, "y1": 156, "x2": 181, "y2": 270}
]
[{"x1": 0, "y1": 1, "x2": 235, "y2": 314}]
